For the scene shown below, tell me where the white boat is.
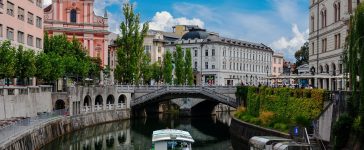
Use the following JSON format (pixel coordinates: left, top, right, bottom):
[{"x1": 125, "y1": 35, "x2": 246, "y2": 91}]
[{"x1": 152, "y1": 129, "x2": 194, "y2": 150}]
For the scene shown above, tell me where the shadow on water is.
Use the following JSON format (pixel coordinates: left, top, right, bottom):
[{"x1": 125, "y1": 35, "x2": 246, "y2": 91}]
[{"x1": 42, "y1": 112, "x2": 235, "y2": 150}]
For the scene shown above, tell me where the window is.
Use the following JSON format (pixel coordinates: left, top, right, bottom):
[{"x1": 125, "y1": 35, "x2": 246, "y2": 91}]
[
  {"x1": 274, "y1": 58, "x2": 277, "y2": 64},
  {"x1": 6, "y1": 27, "x2": 14, "y2": 41},
  {"x1": 27, "y1": 12, "x2": 34, "y2": 25},
  {"x1": 36, "y1": 38, "x2": 41, "y2": 48},
  {"x1": 36, "y1": 16, "x2": 42, "y2": 28},
  {"x1": 312, "y1": 42, "x2": 315, "y2": 55},
  {"x1": 321, "y1": 38, "x2": 327, "y2": 52},
  {"x1": 18, "y1": 7, "x2": 25, "y2": 21},
  {"x1": 274, "y1": 67, "x2": 276, "y2": 73},
  {"x1": 27, "y1": 34, "x2": 33, "y2": 46},
  {"x1": 158, "y1": 46, "x2": 161, "y2": 53},
  {"x1": 223, "y1": 61, "x2": 226, "y2": 69},
  {"x1": 212, "y1": 65, "x2": 215, "y2": 69},
  {"x1": 17, "y1": 31, "x2": 24, "y2": 43},
  {"x1": 194, "y1": 62, "x2": 197, "y2": 69},
  {"x1": 7, "y1": 1, "x2": 14, "y2": 16},
  {"x1": 36, "y1": 0, "x2": 42, "y2": 8},
  {"x1": 205, "y1": 49, "x2": 208, "y2": 56},
  {"x1": 212, "y1": 49, "x2": 215, "y2": 56},
  {"x1": 144, "y1": 45, "x2": 151, "y2": 53},
  {"x1": 335, "y1": 34, "x2": 341, "y2": 49},
  {"x1": 348, "y1": 0, "x2": 352, "y2": 14},
  {"x1": 334, "y1": 3, "x2": 341, "y2": 22},
  {"x1": 194, "y1": 49, "x2": 197, "y2": 57},
  {"x1": 205, "y1": 62, "x2": 208, "y2": 69},
  {"x1": 0, "y1": 24, "x2": 2, "y2": 37},
  {"x1": 229, "y1": 62, "x2": 232, "y2": 70},
  {"x1": 311, "y1": 16, "x2": 315, "y2": 31},
  {"x1": 321, "y1": 9, "x2": 327, "y2": 28},
  {"x1": 0, "y1": 0, "x2": 3, "y2": 9},
  {"x1": 70, "y1": 9, "x2": 77, "y2": 23}
]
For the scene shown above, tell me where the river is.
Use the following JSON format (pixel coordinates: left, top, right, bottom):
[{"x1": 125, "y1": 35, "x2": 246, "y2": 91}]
[{"x1": 42, "y1": 112, "x2": 235, "y2": 150}]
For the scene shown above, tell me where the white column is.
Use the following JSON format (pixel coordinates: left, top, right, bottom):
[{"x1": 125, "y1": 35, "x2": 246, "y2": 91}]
[
  {"x1": 83, "y1": 38, "x2": 88, "y2": 50},
  {"x1": 104, "y1": 37, "x2": 108, "y2": 66},
  {"x1": 32, "y1": 77, "x2": 36, "y2": 86},
  {"x1": 66, "y1": 10, "x2": 70, "y2": 22},
  {"x1": 84, "y1": 2, "x2": 87, "y2": 23},
  {"x1": 53, "y1": 2, "x2": 58, "y2": 20},
  {"x1": 90, "y1": 3, "x2": 94, "y2": 23},
  {"x1": 90, "y1": 39, "x2": 94, "y2": 57},
  {"x1": 59, "y1": 2, "x2": 63, "y2": 21},
  {"x1": 329, "y1": 78, "x2": 332, "y2": 91}
]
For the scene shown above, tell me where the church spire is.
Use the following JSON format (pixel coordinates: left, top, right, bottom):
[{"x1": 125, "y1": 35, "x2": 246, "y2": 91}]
[{"x1": 104, "y1": 9, "x2": 108, "y2": 18}]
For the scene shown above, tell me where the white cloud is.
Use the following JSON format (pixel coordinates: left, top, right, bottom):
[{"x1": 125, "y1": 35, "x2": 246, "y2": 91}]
[
  {"x1": 270, "y1": 24, "x2": 309, "y2": 61},
  {"x1": 148, "y1": 11, "x2": 204, "y2": 31}
]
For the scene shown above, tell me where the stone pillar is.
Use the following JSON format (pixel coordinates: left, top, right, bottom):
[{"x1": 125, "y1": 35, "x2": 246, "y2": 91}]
[
  {"x1": 66, "y1": 10, "x2": 70, "y2": 22},
  {"x1": 104, "y1": 37, "x2": 108, "y2": 66},
  {"x1": 329, "y1": 78, "x2": 332, "y2": 91},
  {"x1": 13, "y1": 78, "x2": 17, "y2": 86},
  {"x1": 32, "y1": 77, "x2": 36, "y2": 86},
  {"x1": 100, "y1": 71, "x2": 104, "y2": 85},
  {"x1": 59, "y1": 2, "x2": 63, "y2": 21},
  {"x1": 84, "y1": 2, "x2": 87, "y2": 23},
  {"x1": 90, "y1": 3, "x2": 94, "y2": 23},
  {"x1": 83, "y1": 38, "x2": 88, "y2": 49},
  {"x1": 54, "y1": 2, "x2": 58, "y2": 20},
  {"x1": 90, "y1": 39, "x2": 94, "y2": 57}
]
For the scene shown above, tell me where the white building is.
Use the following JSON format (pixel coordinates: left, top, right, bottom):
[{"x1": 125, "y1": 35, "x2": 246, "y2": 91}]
[
  {"x1": 166, "y1": 27, "x2": 273, "y2": 86},
  {"x1": 308, "y1": 0, "x2": 362, "y2": 90}
]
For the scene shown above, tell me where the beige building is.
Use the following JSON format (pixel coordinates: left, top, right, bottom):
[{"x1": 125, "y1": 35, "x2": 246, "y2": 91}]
[
  {"x1": 0, "y1": 0, "x2": 44, "y2": 52},
  {"x1": 143, "y1": 29, "x2": 180, "y2": 64},
  {"x1": 271, "y1": 52, "x2": 284, "y2": 85},
  {"x1": 308, "y1": 0, "x2": 362, "y2": 90}
]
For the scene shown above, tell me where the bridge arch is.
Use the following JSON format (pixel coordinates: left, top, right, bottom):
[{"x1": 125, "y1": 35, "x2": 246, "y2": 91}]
[
  {"x1": 55, "y1": 99, "x2": 65, "y2": 110},
  {"x1": 84, "y1": 95, "x2": 92, "y2": 106},
  {"x1": 95, "y1": 95, "x2": 103, "y2": 105},
  {"x1": 107, "y1": 95, "x2": 115, "y2": 104},
  {"x1": 118, "y1": 94, "x2": 126, "y2": 105}
]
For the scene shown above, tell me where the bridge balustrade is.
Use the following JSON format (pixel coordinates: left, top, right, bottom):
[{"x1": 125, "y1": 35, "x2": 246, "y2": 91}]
[
  {"x1": 106, "y1": 104, "x2": 114, "y2": 110},
  {"x1": 94, "y1": 105, "x2": 103, "y2": 111},
  {"x1": 116, "y1": 103, "x2": 126, "y2": 109},
  {"x1": 82, "y1": 106, "x2": 92, "y2": 113}
]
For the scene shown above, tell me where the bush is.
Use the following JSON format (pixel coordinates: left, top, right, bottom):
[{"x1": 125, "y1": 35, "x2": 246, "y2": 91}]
[
  {"x1": 295, "y1": 115, "x2": 311, "y2": 127},
  {"x1": 259, "y1": 111, "x2": 274, "y2": 125},
  {"x1": 273, "y1": 123, "x2": 288, "y2": 131}
]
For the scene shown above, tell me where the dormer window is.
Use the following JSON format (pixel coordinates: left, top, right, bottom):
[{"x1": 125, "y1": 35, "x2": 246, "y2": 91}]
[{"x1": 70, "y1": 9, "x2": 77, "y2": 23}]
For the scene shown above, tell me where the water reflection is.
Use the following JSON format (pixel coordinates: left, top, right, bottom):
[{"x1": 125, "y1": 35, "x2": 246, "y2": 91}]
[{"x1": 42, "y1": 112, "x2": 234, "y2": 150}]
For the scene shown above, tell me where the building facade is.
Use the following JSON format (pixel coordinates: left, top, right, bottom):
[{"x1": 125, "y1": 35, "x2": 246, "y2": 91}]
[
  {"x1": 44, "y1": 0, "x2": 109, "y2": 66},
  {"x1": 308, "y1": 0, "x2": 362, "y2": 90},
  {"x1": 143, "y1": 30, "x2": 180, "y2": 64},
  {"x1": 0, "y1": 0, "x2": 44, "y2": 52},
  {"x1": 166, "y1": 27, "x2": 273, "y2": 86},
  {"x1": 271, "y1": 52, "x2": 284, "y2": 86}
]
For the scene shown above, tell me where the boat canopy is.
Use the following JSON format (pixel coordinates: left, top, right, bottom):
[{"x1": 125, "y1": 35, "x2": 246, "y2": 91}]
[
  {"x1": 249, "y1": 136, "x2": 292, "y2": 149},
  {"x1": 152, "y1": 129, "x2": 194, "y2": 143},
  {"x1": 273, "y1": 142, "x2": 311, "y2": 150}
]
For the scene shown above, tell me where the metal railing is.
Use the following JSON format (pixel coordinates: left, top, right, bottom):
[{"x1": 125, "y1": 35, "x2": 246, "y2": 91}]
[{"x1": 0, "y1": 109, "x2": 67, "y2": 145}]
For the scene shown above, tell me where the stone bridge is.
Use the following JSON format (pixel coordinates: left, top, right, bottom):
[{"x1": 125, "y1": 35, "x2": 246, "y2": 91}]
[
  {"x1": 50, "y1": 85, "x2": 237, "y2": 116},
  {"x1": 130, "y1": 86, "x2": 237, "y2": 108}
]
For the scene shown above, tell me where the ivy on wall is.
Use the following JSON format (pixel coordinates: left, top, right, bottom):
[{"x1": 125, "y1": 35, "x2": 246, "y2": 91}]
[{"x1": 235, "y1": 86, "x2": 325, "y2": 132}]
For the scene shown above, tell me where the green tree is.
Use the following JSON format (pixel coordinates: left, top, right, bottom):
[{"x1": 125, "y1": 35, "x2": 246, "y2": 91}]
[
  {"x1": 174, "y1": 45, "x2": 185, "y2": 85},
  {"x1": 184, "y1": 48, "x2": 194, "y2": 85},
  {"x1": 345, "y1": 3, "x2": 364, "y2": 136},
  {"x1": 294, "y1": 42, "x2": 309, "y2": 67},
  {"x1": 151, "y1": 62, "x2": 162, "y2": 84},
  {"x1": 15, "y1": 45, "x2": 36, "y2": 84},
  {"x1": 141, "y1": 54, "x2": 152, "y2": 85},
  {"x1": 163, "y1": 51, "x2": 173, "y2": 85},
  {"x1": 0, "y1": 41, "x2": 16, "y2": 85},
  {"x1": 115, "y1": 2, "x2": 149, "y2": 84},
  {"x1": 35, "y1": 52, "x2": 64, "y2": 83}
]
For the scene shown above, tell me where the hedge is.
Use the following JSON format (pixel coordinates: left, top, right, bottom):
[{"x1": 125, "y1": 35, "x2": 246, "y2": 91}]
[{"x1": 235, "y1": 86, "x2": 325, "y2": 132}]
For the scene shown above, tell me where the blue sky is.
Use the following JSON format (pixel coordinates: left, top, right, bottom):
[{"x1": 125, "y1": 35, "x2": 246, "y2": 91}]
[{"x1": 44, "y1": 0, "x2": 309, "y2": 61}]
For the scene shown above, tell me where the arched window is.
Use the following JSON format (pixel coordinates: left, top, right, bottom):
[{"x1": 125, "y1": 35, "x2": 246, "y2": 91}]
[{"x1": 70, "y1": 9, "x2": 77, "y2": 23}]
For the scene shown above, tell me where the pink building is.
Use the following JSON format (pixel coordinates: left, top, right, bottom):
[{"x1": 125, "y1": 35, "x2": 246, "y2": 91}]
[
  {"x1": 271, "y1": 52, "x2": 284, "y2": 86},
  {"x1": 44, "y1": 0, "x2": 109, "y2": 66},
  {"x1": 0, "y1": 0, "x2": 44, "y2": 52}
]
